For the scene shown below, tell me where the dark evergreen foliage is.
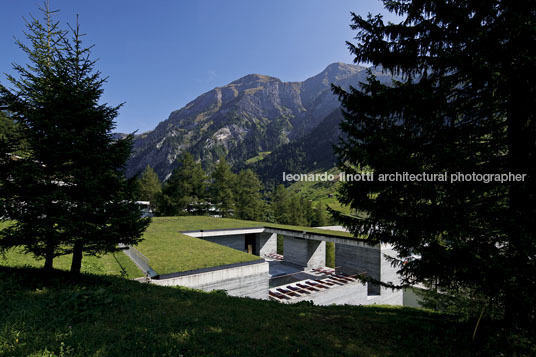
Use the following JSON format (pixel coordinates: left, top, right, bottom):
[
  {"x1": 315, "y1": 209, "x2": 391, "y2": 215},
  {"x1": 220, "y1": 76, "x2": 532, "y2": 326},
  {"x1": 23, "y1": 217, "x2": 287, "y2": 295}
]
[
  {"x1": 233, "y1": 169, "x2": 265, "y2": 221},
  {"x1": 333, "y1": 0, "x2": 536, "y2": 329},
  {"x1": 136, "y1": 165, "x2": 162, "y2": 207},
  {"x1": 269, "y1": 184, "x2": 315, "y2": 226},
  {"x1": 209, "y1": 156, "x2": 236, "y2": 218},
  {"x1": 252, "y1": 109, "x2": 344, "y2": 187},
  {"x1": 159, "y1": 153, "x2": 207, "y2": 216},
  {"x1": 0, "y1": 5, "x2": 150, "y2": 273}
]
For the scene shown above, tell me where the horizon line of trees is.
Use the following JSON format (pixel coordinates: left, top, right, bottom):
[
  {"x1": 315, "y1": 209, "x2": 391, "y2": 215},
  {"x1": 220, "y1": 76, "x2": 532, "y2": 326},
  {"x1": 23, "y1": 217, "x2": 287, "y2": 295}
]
[{"x1": 136, "y1": 152, "x2": 330, "y2": 228}]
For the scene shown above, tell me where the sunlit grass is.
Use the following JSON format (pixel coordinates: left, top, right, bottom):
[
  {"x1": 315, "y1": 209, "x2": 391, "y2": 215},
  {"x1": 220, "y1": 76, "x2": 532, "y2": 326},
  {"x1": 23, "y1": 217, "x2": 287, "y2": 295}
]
[{"x1": 0, "y1": 266, "x2": 477, "y2": 356}]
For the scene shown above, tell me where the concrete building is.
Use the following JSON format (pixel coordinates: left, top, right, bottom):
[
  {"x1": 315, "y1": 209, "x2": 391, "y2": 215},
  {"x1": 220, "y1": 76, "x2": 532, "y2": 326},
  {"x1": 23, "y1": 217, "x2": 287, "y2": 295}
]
[{"x1": 163, "y1": 225, "x2": 409, "y2": 306}]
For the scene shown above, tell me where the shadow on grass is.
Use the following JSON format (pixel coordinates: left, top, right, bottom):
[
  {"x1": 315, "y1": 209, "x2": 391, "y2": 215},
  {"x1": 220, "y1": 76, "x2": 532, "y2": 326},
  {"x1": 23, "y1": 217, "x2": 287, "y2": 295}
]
[{"x1": 0, "y1": 266, "x2": 488, "y2": 356}]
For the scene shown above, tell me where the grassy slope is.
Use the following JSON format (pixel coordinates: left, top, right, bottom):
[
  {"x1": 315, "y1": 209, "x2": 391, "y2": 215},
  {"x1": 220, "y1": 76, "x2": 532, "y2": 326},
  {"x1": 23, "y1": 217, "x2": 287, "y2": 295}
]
[
  {"x1": 245, "y1": 151, "x2": 271, "y2": 164},
  {"x1": 0, "y1": 221, "x2": 142, "y2": 279},
  {"x1": 1, "y1": 216, "x2": 354, "y2": 277},
  {"x1": 135, "y1": 216, "x2": 358, "y2": 274},
  {"x1": 0, "y1": 218, "x2": 261, "y2": 277},
  {"x1": 0, "y1": 267, "x2": 478, "y2": 356},
  {"x1": 287, "y1": 167, "x2": 352, "y2": 215},
  {"x1": 0, "y1": 248, "x2": 142, "y2": 279}
]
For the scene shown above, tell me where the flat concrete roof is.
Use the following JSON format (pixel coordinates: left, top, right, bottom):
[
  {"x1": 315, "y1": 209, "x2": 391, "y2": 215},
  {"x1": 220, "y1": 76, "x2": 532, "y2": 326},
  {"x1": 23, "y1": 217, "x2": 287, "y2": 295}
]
[
  {"x1": 181, "y1": 226, "x2": 374, "y2": 247},
  {"x1": 181, "y1": 227, "x2": 265, "y2": 237}
]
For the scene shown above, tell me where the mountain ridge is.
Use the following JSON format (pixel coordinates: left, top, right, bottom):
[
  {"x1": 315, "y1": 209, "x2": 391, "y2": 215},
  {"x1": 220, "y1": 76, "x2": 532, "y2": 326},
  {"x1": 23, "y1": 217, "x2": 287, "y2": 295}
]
[{"x1": 125, "y1": 63, "x2": 389, "y2": 181}]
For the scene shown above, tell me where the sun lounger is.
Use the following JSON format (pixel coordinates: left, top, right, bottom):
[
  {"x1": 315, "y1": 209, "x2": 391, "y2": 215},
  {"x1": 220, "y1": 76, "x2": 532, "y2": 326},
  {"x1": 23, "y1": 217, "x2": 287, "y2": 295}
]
[
  {"x1": 316, "y1": 279, "x2": 335, "y2": 286},
  {"x1": 269, "y1": 291, "x2": 290, "y2": 300},
  {"x1": 306, "y1": 281, "x2": 328, "y2": 289},
  {"x1": 297, "y1": 283, "x2": 318, "y2": 292},
  {"x1": 287, "y1": 285, "x2": 310, "y2": 294},
  {"x1": 277, "y1": 288, "x2": 300, "y2": 297}
]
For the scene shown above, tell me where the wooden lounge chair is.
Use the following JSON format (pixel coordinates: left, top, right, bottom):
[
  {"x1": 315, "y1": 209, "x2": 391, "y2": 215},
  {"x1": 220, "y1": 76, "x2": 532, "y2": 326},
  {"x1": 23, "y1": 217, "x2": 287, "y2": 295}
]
[
  {"x1": 269, "y1": 291, "x2": 290, "y2": 300},
  {"x1": 287, "y1": 285, "x2": 310, "y2": 294},
  {"x1": 297, "y1": 283, "x2": 318, "y2": 292},
  {"x1": 277, "y1": 288, "x2": 299, "y2": 297},
  {"x1": 306, "y1": 281, "x2": 328, "y2": 289},
  {"x1": 316, "y1": 279, "x2": 335, "y2": 286}
]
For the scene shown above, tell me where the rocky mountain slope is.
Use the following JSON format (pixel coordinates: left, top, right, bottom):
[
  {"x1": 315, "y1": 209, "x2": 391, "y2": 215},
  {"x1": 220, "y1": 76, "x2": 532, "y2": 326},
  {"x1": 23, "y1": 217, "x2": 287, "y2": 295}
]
[
  {"x1": 248, "y1": 108, "x2": 344, "y2": 187},
  {"x1": 125, "y1": 63, "x2": 390, "y2": 181}
]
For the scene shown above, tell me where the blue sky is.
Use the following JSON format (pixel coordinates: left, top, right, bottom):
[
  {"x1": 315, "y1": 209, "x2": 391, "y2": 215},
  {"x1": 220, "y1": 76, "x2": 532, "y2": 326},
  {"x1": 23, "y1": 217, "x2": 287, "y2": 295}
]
[{"x1": 1, "y1": 1, "x2": 395, "y2": 134}]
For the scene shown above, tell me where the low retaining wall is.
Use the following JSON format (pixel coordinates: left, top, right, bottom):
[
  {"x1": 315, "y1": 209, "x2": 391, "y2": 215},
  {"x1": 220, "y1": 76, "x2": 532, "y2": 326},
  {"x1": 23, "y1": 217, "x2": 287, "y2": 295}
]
[
  {"x1": 151, "y1": 260, "x2": 270, "y2": 299},
  {"x1": 122, "y1": 246, "x2": 158, "y2": 278}
]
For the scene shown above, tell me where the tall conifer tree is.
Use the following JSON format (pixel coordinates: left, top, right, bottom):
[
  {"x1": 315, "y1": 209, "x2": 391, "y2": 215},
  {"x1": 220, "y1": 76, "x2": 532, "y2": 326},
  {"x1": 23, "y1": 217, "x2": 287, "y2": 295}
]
[
  {"x1": 1, "y1": 4, "x2": 150, "y2": 273},
  {"x1": 333, "y1": 0, "x2": 536, "y2": 328},
  {"x1": 210, "y1": 156, "x2": 236, "y2": 217},
  {"x1": 160, "y1": 152, "x2": 207, "y2": 215},
  {"x1": 0, "y1": 3, "x2": 69, "y2": 270},
  {"x1": 234, "y1": 169, "x2": 264, "y2": 221},
  {"x1": 136, "y1": 165, "x2": 162, "y2": 207}
]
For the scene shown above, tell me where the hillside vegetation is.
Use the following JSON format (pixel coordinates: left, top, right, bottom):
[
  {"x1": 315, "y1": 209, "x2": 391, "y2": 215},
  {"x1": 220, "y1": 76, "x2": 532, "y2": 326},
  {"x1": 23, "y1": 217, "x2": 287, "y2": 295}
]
[{"x1": 0, "y1": 267, "x2": 482, "y2": 356}]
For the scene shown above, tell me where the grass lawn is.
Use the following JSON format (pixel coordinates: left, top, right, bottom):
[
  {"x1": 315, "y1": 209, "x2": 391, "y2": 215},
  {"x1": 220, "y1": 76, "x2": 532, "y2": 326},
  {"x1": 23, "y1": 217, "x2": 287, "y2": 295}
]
[
  {"x1": 0, "y1": 218, "x2": 261, "y2": 277},
  {"x1": 0, "y1": 247, "x2": 143, "y2": 279},
  {"x1": 133, "y1": 216, "x2": 361, "y2": 274},
  {"x1": 0, "y1": 220, "x2": 143, "y2": 278},
  {"x1": 1, "y1": 216, "x2": 357, "y2": 278},
  {"x1": 0, "y1": 266, "x2": 487, "y2": 356},
  {"x1": 135, "y1": 217, "x2": 259, "y2": 275}
]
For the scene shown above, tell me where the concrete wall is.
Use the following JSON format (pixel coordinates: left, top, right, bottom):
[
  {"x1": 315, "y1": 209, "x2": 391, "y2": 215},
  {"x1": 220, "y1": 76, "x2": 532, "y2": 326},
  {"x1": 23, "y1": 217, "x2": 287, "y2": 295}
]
[
  {"x1": 403, "y1": 287, "x2": 425, "y2": 308},
  {"x1": 379, "y1": 246, "x2": 403, "y2": 304},
  {"x1": 152, "y1": 261, "x2": 270, "y2": 299},
  {"x1": 122, "y1": 246, "x2": 157, "y2": 277},
  {"x1": 200, "y1": 232, "x2": 277, "y2": 257},
  {"x1": 256, "y1": 232, "x2": 277, "y2": 257},
  {"x1": 283, "y1": 236, "x2": 326, "y2": 268},
  {"x1": 202, "y1": 234, "x2": 245, "y2": 252},
  {"x1": 335, "y1": 243, "x2": 380, "y2": 294}
]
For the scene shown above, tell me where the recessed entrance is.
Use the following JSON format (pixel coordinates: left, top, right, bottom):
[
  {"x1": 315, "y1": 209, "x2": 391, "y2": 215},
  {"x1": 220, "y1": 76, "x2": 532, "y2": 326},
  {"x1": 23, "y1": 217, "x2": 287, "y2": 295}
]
[{"x1": 245, "y1": 233, "x2": 256, "y2": 254}]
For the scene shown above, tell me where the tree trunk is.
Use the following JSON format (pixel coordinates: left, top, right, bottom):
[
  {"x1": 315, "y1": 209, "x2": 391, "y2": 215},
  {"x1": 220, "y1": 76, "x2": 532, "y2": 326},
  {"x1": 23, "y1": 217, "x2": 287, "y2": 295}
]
[
  {"x1": 43, "y1": 244, "x2": 54, "y2": 272},
  {"x1": 70, "y1": 241, "x2": 83, "y2": 274},
  {"x1": 504, "y1": 70, "x2": 533, "y2": 329}
]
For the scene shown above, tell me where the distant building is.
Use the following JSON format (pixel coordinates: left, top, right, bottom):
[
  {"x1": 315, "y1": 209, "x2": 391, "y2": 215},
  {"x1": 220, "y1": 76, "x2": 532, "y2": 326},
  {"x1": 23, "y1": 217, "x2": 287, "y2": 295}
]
[{"x1": 136, "y1": 201, "x2": 153, "y2": 217}]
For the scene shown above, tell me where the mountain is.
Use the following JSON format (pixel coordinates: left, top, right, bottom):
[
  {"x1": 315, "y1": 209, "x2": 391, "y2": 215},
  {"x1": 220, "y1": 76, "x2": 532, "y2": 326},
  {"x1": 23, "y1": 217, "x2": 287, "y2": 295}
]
[
  {"x1": 125, "y1": 63, "x2": 390, "y2": 181},
  {"x1": 248, "y1": 108, "x2": 344, "y2": 188}
]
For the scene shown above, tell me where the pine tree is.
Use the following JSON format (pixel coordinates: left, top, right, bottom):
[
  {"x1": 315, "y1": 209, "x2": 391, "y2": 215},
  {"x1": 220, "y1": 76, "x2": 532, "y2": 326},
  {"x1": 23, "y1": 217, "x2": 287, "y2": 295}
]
[
  {"x1": 209, "y1": 156, "x2": 236, "y2": 217},
  {"x1": 1, "y1": 5, "x2": 150, "y2": 274},
  {"x1": 234, "y1": 169, "x2": 264, "y2": 221},
  {"x1": 313, "y1": 202, "x2": 327, "y2": 227},
  {"x1": 271, "y1": 185, "x2": 290, "y2": 224},
  {"x1": 160, "y1": 152, "x2": 207, "y2": 215},
  {"x1": 288, "y1": 195, "x2": 308, "y2": 226},
  {"x1": 137, "y1": 165, "x2": 161, "y2": 205},
  {"x1": 55, "y1": 18, "x2": 150, "y2": 274},
  {"x1": 0, "y1": 3, "x2": 70, "y2": 270},
  {"x1": 333, "y1": 0, "x2": 536, "y2": 328},
  {"x1": 0, "y1": 110, "x2": 27, "y2": 156},
  {"x1": 303, "y1": 199, "x2": 314, "y2": 226},
  {"x1": 0, "y1": 111, "x2": 15, "y2": 143}
]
